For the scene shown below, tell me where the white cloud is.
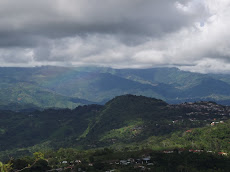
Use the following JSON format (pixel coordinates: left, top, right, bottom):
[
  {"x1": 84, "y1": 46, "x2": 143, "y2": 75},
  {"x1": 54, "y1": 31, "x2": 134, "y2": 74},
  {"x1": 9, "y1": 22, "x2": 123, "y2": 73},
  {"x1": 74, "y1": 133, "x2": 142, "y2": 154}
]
[{"x1": 0, "y1": 0, "x2": 230, "y2": 73}]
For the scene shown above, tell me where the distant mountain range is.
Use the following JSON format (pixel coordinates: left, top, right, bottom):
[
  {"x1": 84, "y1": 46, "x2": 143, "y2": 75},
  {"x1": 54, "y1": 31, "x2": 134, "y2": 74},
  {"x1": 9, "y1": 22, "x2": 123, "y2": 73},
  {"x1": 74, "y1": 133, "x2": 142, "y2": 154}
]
[{"x1": 1, "y1": 66, "x2": 230, "y2": 110}]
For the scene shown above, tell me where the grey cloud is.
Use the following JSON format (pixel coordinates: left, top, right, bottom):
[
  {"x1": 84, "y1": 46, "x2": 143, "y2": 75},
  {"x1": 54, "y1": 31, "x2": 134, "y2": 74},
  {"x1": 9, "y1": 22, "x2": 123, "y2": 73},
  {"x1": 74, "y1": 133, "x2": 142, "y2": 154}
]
[
  {"x1": 0, "y1": 0, "x2": 230, "y2": 74},
  {"x1": 0, "y1": 0, "x2": 199, "y2": 47},
  {"x1": 0, "y1": 48, "x2": 33, "y2": 63}
]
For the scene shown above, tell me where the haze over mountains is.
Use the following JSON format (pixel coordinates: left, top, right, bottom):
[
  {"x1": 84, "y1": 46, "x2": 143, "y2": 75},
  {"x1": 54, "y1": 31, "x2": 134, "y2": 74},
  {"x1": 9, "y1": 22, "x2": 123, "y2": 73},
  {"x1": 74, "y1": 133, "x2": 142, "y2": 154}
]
[{"x1": 1, "y1": 66, "x2": 230, "y2": 110}]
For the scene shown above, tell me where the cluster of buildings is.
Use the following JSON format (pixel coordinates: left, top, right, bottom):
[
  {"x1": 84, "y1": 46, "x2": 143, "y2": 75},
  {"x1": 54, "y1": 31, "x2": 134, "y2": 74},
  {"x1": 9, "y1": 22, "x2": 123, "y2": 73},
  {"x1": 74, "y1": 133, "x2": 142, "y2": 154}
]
[
  {"x1": 168, "y1": 101, "x2": 230, "y2": 126},
  {"x1": 104, "y1": 156, "x2": 154, "y2": 172},
  {"x1": 162, "y1": 149, "x2": 228, "y2": 156},
  {"x1": 48, "y1": 155, "x2": 153, "y2": 172},
  {"x1": 48, "y1": 149, "x2": 229, "y2": 172},
  {"x1": 180, "y1": 101, "x2": 230, "y2": 115}
]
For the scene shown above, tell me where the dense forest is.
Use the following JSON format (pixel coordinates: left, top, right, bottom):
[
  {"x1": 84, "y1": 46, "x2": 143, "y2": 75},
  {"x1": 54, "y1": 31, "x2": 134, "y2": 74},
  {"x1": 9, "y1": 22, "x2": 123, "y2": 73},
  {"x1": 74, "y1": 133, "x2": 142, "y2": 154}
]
[{"x1": 1, "y1": 95, "x2": 230, "y2": 171}]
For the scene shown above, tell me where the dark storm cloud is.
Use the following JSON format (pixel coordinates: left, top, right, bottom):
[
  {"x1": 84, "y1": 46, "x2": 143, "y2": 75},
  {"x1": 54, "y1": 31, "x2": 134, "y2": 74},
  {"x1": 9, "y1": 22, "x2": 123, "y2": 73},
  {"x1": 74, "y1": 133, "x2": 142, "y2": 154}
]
[{"x1": 0, "y1": 0, "x2": 197, "y2": 47}]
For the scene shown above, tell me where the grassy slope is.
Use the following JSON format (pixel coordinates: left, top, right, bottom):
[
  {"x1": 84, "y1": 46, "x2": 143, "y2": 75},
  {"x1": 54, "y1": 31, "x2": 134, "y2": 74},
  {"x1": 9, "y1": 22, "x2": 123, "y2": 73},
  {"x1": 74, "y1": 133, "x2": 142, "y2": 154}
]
[{"x1": 84, "y1": 95, "x2": 191, "y2": 147}]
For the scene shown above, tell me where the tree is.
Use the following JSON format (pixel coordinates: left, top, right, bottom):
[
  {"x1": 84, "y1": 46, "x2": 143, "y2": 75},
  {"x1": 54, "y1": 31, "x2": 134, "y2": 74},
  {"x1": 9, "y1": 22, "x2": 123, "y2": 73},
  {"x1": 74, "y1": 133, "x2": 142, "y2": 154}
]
[
  {"x1": 0, "y1": 161, "x2": 12, "y2": 172},
  {"x1": 13, "y1": 152, "x2": 46, "y2": 172}
]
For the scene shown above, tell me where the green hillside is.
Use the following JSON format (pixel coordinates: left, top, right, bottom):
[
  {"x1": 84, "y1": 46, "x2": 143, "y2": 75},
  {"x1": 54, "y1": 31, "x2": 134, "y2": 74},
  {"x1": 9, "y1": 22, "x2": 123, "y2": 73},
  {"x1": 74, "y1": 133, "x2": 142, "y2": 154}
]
[
  {"x1": 0, "y1": 104, "x2": 102, "y2": 153},
  {"x1": 86, "y1": 95, "x2": 171, "y2": 142},
  {"x1": 0, "y1": 67, "x2": 96, "y2": 110},
  {"x1": 111, "y1": 67, "x2": 206, "y2": 89},
  {"x1": 175, "y1": 121, "x2": 230, "y2": 152},
  {"x1": 1, "y1": 94, "x2": 230, "y2": 161},
  {"x1": 1, "y1": 95, "x2": 230, "y2": 171}
]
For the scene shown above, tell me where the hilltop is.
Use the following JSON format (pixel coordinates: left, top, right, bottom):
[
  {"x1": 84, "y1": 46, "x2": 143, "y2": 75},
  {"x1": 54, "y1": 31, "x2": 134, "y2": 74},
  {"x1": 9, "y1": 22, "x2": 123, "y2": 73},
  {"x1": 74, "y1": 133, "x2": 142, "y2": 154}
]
[
  {"x1": 83, "y1": 95, "x2": 230, "y2": 148},
  {"x1": 1, "y1": 95, "x2": 230, "y2": 161}
]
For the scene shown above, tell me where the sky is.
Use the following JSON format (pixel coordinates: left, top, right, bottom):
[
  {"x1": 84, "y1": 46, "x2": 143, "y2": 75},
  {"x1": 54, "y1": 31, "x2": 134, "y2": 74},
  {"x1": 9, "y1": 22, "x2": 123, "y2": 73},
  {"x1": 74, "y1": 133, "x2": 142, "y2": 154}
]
[{"x1": 0, "y1": 0, "x2": 230, "y2": 73}]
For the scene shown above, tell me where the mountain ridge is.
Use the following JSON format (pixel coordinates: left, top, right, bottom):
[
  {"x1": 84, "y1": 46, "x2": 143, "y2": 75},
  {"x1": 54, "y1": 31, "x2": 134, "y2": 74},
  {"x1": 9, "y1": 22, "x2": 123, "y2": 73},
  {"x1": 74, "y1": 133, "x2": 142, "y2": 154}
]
[
  {"x1": 1, "y1": 94, "x2": 230, "y2": 161},
  {"x1": 1, "y1": 66, "x2": 230, "y2": 110}
]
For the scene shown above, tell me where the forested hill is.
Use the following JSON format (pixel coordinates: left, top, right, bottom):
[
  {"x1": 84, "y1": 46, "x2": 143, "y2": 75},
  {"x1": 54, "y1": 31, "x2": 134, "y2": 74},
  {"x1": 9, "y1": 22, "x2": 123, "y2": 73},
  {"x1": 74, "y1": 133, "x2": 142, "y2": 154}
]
[
  {"x1": 1, "y1": 95, "x2": 230, "y2": 160},
  {"x1": 0, "y1": 104, "x2": 103, "y2": 153},
  {"x1": 2, "y1": 66, "x2": 230, "y2": 111}
]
